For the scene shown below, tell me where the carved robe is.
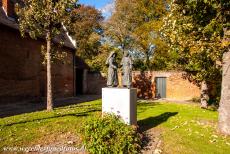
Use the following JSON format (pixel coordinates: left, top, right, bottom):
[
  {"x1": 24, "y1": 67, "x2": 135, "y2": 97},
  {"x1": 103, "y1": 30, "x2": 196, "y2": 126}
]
[
  {"x1": 121, "y1": 56, "x2": 133, "y2": 88},
  {"x1": 107, "y1": 56, "x2": 118, "y2": 87}
]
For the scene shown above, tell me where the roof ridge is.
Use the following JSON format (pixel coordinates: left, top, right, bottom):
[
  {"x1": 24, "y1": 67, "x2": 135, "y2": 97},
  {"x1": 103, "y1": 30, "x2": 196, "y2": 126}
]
[{"x1": 0, "y1": 7, "x2": 76, "y2": 50}]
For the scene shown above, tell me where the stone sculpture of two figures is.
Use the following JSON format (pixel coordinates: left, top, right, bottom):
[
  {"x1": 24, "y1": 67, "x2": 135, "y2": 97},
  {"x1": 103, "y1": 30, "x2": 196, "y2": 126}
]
[{"x1": 106, "y1": 51, "x2": 133, "y2": 88}]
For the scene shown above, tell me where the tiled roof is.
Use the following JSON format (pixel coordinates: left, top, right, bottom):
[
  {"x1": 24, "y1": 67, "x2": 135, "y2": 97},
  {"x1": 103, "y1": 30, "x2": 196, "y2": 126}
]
[
  {"x1": 0, "y1": 7, "x2": 76, "y2": 50},
  {"x1": 0, "y1": 7, "x2": 18, "y2": 29}
]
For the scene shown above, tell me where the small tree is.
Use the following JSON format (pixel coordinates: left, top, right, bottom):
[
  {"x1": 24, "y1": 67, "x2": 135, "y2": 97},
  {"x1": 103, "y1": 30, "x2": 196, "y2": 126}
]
[{"x1": 17, "y1": 0, "x2": 75, "y2": 111}]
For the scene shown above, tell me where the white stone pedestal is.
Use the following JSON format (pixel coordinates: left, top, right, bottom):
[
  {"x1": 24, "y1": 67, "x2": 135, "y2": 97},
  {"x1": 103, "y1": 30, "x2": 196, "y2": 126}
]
[{"x1": 102, "y1": 88, "x2": 137, "y2": 125}]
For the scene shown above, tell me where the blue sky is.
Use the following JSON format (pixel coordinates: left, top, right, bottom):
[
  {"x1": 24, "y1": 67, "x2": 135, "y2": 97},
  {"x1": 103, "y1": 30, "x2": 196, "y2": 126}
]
[
  {"x1": 78, "y1": 0, "x2": 114, "y2": 18},
  {"x1": 78, "y1": 0, "x2": 112, "y2": 9}
]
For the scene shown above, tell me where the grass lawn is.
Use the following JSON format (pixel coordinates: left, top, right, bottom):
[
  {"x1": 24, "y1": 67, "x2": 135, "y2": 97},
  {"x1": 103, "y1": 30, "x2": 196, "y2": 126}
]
[{"x1": 0, "y1": 100, "x2": 230, "y2": 153}]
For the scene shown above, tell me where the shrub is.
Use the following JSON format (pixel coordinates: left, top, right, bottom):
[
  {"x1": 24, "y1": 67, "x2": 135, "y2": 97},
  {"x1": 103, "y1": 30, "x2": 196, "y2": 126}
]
[{"x1": 80, "y1": 114, "x2": 141, "y2": 154}]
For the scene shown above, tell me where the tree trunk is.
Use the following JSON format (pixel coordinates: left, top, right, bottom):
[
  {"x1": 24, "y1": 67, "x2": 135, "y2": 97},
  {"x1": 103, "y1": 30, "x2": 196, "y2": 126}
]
[
  {"x1": 46, "y1": 31, "x2": 53, "y2": 111},
  {"x1": 200, "y1": 80, "x2": 209, "y2": 109},
  {"x1": 219, "y1": 49, "x2": 230, "y2": 135},
  {"x1": 146, "y1": 52, "x2": 150, "y2": 70}
]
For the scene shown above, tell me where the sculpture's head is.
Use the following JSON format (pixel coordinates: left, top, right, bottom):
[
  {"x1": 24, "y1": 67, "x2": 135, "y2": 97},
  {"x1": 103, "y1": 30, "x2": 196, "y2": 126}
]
[
  {"x1": 112, "y1": 52, "x2": 117, "y2": 58},
  {"x1": 108, "y1": 51, "x2": 116, "y2": 59},
  {"x1": 223, "y1": 28, "x2": 230, "y2": 48},
  {"x1": 106, "y1": 51, "x2": 117, "y2": 65}
]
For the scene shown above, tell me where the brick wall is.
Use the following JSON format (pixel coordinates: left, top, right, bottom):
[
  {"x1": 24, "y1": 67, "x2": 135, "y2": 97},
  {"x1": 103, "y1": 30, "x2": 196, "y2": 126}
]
[
  {"x1": 0, "y1": 24, "x2": 74, "y2": 103},
  {"x1": 132, "y1": 71, "x2": 155, "y2": 99},
  {"x1": 86, "y1": 71, "x2": 200, "y2": 100},
  {"x1": 40, "y1": 51, "x2": 74, "y2": 98},
  {"x1": 132, "y1": 71, "x2": 200, "y2": 100},
  {"x1": 86, "y1": 72, "x2": 106, "y2": 94}
]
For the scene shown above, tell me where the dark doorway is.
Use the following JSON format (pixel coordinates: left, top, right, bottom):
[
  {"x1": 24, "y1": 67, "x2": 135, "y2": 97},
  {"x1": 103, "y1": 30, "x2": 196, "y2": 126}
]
[
  {"x1": 156, "y1": 77, "x2": 167, "y2": 98},
  {"x1": 75, "y1": 69, "x2": 84, "y2": 95}
]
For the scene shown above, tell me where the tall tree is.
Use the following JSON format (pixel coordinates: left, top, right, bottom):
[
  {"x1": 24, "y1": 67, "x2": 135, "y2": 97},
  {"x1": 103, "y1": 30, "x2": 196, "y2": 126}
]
[
  {"x1": 17, "y1": 0, "x2": 75, "y2": 111},
  {"x1": 219, "y1": 28, "x2": 230, "y2": 135},
  {"x1": 104, "y1": 0, "x2": 140, "y2": 52},
  {"x1": 105, "y1": 0, "x2": 171, "y2": 70},
  {"x1": 69, "y1": 5, "x2": 104, "y2": 59},
  {"x1": 162, "y1": 0, "x2": 229, "y2": 108},
  {"x1": 131, "y1": 0, "x2": 170, "y2": 69}
]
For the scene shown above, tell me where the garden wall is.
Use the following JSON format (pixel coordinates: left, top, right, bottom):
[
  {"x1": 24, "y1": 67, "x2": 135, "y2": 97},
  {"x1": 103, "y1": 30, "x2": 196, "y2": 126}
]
[
  {"x1": 86, "y1": 71, "x2": 200, "y2": 101},
  {"x1": 85, "y1": 72, "x2": 107, "y2": 95},
  {"x1": 132, "y1": 71, "x2": 200, "y2": 100}
]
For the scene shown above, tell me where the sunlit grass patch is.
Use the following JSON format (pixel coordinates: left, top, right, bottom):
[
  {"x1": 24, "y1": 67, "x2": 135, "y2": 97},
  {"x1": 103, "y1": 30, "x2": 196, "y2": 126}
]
[
  {"x1": 0, "y1": 100, "x2": 230, "y2": 154},
  {"x1": 137, "y1": 101, "x2": 230, "y2": 154}
]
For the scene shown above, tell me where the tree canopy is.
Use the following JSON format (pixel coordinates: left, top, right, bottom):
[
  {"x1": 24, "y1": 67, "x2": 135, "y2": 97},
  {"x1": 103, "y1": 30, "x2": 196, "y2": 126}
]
[
  {"x1": 18, "y1": 0, "x2": 75, "y2": 40},
  {"x1": 69, "y1": 5, "x2": 104, "y2": 59},
  {"x1": 161, "y1": 0, "x2": 229, "y2": 107},
  {"x1": 162, "y1": 0, "x2": 229, "y2": 83},
  {"x1": 104, "y1": 0, "x2": 172, "y2": 70},
  {"x1": 104, "y1": 0, "x2": 140, "y2": 51}
]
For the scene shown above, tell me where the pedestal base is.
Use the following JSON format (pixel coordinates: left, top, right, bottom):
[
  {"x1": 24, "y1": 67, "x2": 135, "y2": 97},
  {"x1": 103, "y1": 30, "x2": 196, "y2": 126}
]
[{"x1": 102, "y1": 88, "x2": 137, "y2": 125}]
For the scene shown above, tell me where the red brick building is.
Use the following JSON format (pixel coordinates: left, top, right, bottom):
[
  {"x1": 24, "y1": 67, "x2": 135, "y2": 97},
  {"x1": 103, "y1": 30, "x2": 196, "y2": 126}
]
[{"x1": 0, "y1": 0, "x2": 80, "y2": 103}]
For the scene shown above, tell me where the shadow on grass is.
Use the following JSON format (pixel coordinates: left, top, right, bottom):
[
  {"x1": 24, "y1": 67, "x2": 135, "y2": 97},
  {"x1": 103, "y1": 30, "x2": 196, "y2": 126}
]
[
  {"x1": 138, "y1": 112, "x2": 178, "y2": 132},
  {"x1": 137, "y1": 102, "x2": 162, "y2": 114},
  {"x1": 137, "y1": 102, "x2": 161, "y2": 107},
  {"x1": 206, "y1": 107, "x2": 218, "y2": 112},
  {"x1": 61, "y1": 104, "x2": 101, "y2": 110},
  {"x1": 0, "y1": 95, "x2": 101, "y2": 118},
  {"x1": 1, "y1": 109, "x2": 100, "y2": 127}
]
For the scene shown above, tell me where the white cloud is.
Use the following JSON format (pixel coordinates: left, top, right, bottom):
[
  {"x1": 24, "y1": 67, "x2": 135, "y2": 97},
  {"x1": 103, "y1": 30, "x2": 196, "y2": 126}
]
[{"x1": 99, "y1": 0, "x2": 115, "y2": 18}]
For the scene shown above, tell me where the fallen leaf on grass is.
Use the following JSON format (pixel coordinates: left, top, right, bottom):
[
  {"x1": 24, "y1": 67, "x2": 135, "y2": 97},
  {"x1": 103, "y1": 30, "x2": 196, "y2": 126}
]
[
  {"x1": 211, "y1": 135, "x2": 218, "y2": 138},
  {"x1": 186, "y1": 128, "x2": 192, "y2": 132},
  {"x1": 194, "y1": 131, "x2": 200, "y2": 134},
  {"x1": 67, "y1": 141, "x2": 74, "y2": 145},
  {"x1": 209, "y1": 139, "x2": 217, "y2": 143},
  {"x1": 154, "y1": 148, "x2": 162, "y2": 154},
  {"x1": 171, "y1": 126, "x2": 179, "y2": 130},
  {"x1": 182, "y1": 121, "x2": 188, "y2": 126}
]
